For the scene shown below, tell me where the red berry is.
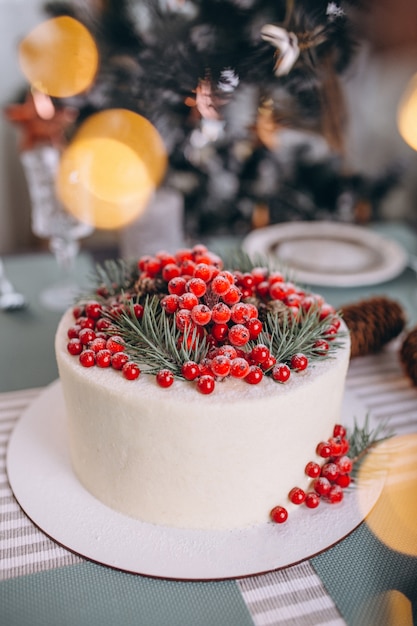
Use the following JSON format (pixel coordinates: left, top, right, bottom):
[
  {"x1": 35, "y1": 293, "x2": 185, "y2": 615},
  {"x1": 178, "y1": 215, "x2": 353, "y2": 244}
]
[
  {"x1": 305, "y1": 492, "x2": 320, "y2": 509},
  {"x1": 144, "y1": 257, "x2": 161, "y2": 276},
  {"x1": 240, "y1": 272, "x2": 255, "y2": 289},
  {"x1": 211, "y1": 323, "x2": 229, "y2": 342},
  {"x1": 72, "y1": 304, "x2": 85, "y2": 319},
  {"x1": 269, "y1": 282, "x2": 287, "y2": 300},
  {"x1": 216, "y1": 345, "x2": 238, "y2": 359},
  {"x1": 270, "y1": 506, "x2": 288, "y2": 524},
  {"x1": 191, "y1": 304, "x2": 212, "y2": 326},
  {"x1": 89, "y1": 337, "x2": 107, "y2": 353},
  {"x1": 79, "y1": 328, "x2": 96, "y2": 345},
  {"x1": 313, "y1": 477, "x2": 331, "y2": 497},
  {"x1": 319, "y1": 303, "x2": 335, "y2": 320},
  {"x1": 85, "y1": 301, "x2": 102, "y2": 319},
  {"x1": 211, "y1": 274, "x2": 231, "y2": 295},
  {"x1": 76, "y1": 316, "x2": 96, "y2": 330},
  {"x1": 230, "y1": 357, "x2": 250, "y2": 378},
  {"x1": 175, "y1": 248, "x2": 193, "y2": 264},
  {"x1": 271, "y1": 363, "x2": 291, "y2": 383},
  {"x1": 197, "y1": 375, "x2": 215, "y2": 394},
  {"x1": 256, "y1": 281, "x2": 269, "y2": 298},
  {"x1": 329, "y1": 437, "x2": 342, "y2": 456},
  {"x1": 193, "y1": 263, "x2": 212, "y2": 282},
  {"x1": 210, "y1": 355, "x2": 231, "y2": 377},
  {"x1": 269, "y1": 271, "x2": 285, "y2": 284},
  {"x1": 79, "y1": 349, "x2": 95, "y2": 368},
  {"x1": 261, "y1": 355, "x2": 277, "y2": 371},
  {"x1": 222, "y1": 284, "x2": 241, "y2": 305},
  {"x1": 96, "y1": 349, "x2": 112, "y2": 368},
  {"x1": 67, "y1": 338, "x2": 83, "y2": 355},
  {"x1": 245, "y1": 365, "x2": 263, "y2": 384},
  {"x1": 316, "y1": 441, "x2": 332, "y2": 458},
  {"x1": 179, "y1": 292, "x2": 199, "y2": 310},
  {"x1": 228, "y1": 324, "x2": 250, "y2": 347},
  {"x1": 181, "y1": 361, "x2": 199, "y2": 381},
  {"x1": 328, "y1": 485, "x2": 344, "y2": 503},
  {"x1": 168, "y1": 276, "x2": 187, "y2": 296},
  {"x1": 336, "y1": 474, "x2": 351, "y2": 488},
  {"x1": 290, "y1": 353, "x2": 308, "y2": 372},
  {"x1": 133, "y1": 303, "x2": 144, "y2": 319},
  {"x1": 250, "y1": 344, "x2": 270, "y2": 364},
  {"x1": 314, "y1": 339, "x2": 329, "y2": 355},
  {"x1": 180, "y1": 259, "x2": 196, "y2": 276},
  {"x1": 96, "y1": 318, "x2": 111, "y2": 332},
  {"x1": 156, "y1": 251, "x2": 177, "y2": 266},
  {"x1": 187, "y1": 277, "x2": 207, "y2": 298},
  {"x1": 67, "y1": 325, "x2": 81, "y2": 339},
  {"x1": 250, "y1": 267, "x2": 267, "y2": 284},
  {"x1": 161, "y1": 294, "x2": 180, "y2": 314},
  {"x1": 175, "y1": 309, "x2": 193, "y2": 331},
  {"x1": 321, "y1": 462, "x2": 340, "y2": 482},
  {"x1": 211, "y1": 302, "x2": 231, "y2": 324},
  {"x1": 156, "y1": 369, "x2": 174, "y2": 388},
  {"x1": 122, "y1": 362, "x2": 140, "y2": 380},
  {"x1": 106, "y1": 336, "x2": 125, "y2": 353},
  {"x1": 288, "y1": 487, "x2": 306, "y2": 505},
  {"x1": 337, "y1": 456, "x2": 353, "y2": 474},
  {"x1": 333, "y1": 424, "x2": 346, "y2": 439},
  {"x1": 305, "y1": 461, "x2": 321, "y2": 478},
  {"x1": 111, "y1": 352, "x2": 129, "y2": 370},
  {"x1": 162, "y1": 263, "x2": 181, "y2": 282},
  {"x1": 246, "y1": 318, "x2": 263, "y2": 339},
  {"x1": 230, "y1": 302, "x2": 251, "y2": 324}
]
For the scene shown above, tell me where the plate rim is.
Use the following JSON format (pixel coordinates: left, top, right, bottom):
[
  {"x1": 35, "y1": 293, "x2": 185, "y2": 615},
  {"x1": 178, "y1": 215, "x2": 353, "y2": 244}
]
[
  {"x1": 242, "y1": 221, "x2": 408, "y2": 287},
  {"x1": 6, "y1": 380, "x2": 386, "y2": 581}
]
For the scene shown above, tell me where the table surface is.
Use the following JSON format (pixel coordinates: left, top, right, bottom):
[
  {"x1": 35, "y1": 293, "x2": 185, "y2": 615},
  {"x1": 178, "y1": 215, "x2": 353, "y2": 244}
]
[{"x1": 1, "y1": 221, "x2": 417, "y2": 626}]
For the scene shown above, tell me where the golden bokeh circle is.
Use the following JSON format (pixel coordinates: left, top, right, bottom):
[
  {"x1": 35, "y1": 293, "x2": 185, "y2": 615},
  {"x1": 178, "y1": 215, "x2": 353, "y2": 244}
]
[
  {"x1": 56, "y1": 109, "x2": 167, "y2": 230},
  {"x1": 358, "y1": 434, "x2": 417, "y2": 556},
  {"x1": 398, "y1": 73, "x2": 417, "y2": 152},
  {"x1": 19, "y1": 16, "x2": 98, "y2": 98}
]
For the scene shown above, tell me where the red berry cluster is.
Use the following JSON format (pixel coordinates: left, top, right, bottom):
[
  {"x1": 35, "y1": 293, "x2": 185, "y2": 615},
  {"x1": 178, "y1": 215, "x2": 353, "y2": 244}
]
[
  {"x1": 270, "y1": 424, "x2": 353, "y2": 524},
  {"x1": 66, "y1": 300, "x2": 142, "y2": 381},
  {"x1": 65, "y1": 244, "x2": 342, "y2": 394}
]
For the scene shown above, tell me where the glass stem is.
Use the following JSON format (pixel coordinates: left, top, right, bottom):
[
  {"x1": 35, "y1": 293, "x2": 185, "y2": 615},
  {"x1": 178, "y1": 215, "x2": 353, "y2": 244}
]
[{"x1": 49, "y1": 237, "x2": 80, "y2": 276}]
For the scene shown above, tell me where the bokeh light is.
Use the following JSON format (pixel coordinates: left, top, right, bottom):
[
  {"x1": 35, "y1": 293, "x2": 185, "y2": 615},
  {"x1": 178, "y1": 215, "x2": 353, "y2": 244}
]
[
  {"x1": 56, "y1": 109, "x2": 168, "y2": 230},
  {"x1": 18, "y1": 16, "x2": 98, "y2": 98},
  {"x1": 398, "y1": 73, "x2": 417, "y2": 152},
  {"x1": 358, "y1": 434, "x2": 417, "y2": 556}
]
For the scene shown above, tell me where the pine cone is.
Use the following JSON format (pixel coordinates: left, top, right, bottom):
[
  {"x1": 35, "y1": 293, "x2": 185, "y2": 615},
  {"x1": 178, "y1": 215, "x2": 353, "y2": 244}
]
[
  {"x1": 340, "y1": 296, "x2": 406, "y2": 358},
  {"x1": 400, "y1": 326, "x2": 417, "y2": 386}
]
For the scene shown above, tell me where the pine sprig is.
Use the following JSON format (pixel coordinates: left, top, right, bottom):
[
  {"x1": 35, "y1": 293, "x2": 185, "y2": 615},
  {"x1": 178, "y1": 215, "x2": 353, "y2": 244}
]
[
  {"x1": 89, "y1": 259, "x2": 137, "y2": 298},
  {"x1": 260, "y1": 305, "x2": 345, "y2": 363},
  {"x1": 348, "y1": 414, "x2": 394, "y2": 465},
  {"x1": 107, "y1": 296, "x2": 209, "y2": 376}
]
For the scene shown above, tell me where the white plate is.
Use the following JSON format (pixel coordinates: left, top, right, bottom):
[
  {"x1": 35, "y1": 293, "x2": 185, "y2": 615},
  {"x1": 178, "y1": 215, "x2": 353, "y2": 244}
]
[
  {"x1": 7, "y1": 381, "x2": 386, "y2": 581},
  {"x1": 242, "y1": 221, "x2": 408, "y2": 287}
]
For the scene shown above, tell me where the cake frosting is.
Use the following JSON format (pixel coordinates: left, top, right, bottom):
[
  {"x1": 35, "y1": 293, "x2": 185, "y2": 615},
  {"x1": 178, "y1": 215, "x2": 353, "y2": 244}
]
[{"x1": 55, "y1": 245, "x2": 351, "y2": 530}]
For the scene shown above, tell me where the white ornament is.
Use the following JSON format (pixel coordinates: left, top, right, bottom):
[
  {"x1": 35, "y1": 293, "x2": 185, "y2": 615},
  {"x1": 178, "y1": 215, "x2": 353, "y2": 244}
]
[{"x1": 261, "y1": 24, "x2": 300, "y2": 77}]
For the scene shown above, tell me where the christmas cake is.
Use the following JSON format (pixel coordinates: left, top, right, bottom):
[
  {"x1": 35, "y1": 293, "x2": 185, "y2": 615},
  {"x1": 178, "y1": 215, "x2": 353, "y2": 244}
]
[{"x1": 55, "y1": 244, "x2": 351, "y2": 530}]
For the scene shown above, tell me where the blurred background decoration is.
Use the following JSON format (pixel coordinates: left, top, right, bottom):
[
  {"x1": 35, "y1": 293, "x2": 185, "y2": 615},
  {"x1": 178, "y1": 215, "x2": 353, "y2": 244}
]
[{"x1": 1, "y1": 0, "x2": 417, "y2": 258}]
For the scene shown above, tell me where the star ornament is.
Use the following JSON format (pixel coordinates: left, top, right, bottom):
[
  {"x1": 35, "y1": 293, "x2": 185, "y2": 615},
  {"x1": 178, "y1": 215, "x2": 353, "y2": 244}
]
[{"x1": 4, "y1": 89, "x2": 78, "y2": 151}]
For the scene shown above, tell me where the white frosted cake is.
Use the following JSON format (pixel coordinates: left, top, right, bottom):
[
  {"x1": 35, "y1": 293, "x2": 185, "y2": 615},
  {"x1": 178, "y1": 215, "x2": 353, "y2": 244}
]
[{"x1": 55, "y1": 244, "x2": 351, "y2": 530}]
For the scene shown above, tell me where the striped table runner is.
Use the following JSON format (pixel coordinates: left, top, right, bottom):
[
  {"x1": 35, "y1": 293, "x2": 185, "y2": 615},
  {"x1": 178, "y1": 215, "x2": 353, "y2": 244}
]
[{"x1": 1, "y1": 341, "x2": 416, "y2": 625}]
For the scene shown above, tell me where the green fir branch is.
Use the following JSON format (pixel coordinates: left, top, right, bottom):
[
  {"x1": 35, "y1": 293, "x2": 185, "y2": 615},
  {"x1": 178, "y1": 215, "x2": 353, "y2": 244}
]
[
  {"x1": 348, "y1": 414, "x2": 394, "y2": 464},
  {"x1": 260, "y1": 305, "x2": 345, "y2": 363},
  {"x1": 107, "y1": 295, "x2": 209, "y2": 376},
  {"x1": 89, "y1": 259, "x2": 138, "y2": 298}
]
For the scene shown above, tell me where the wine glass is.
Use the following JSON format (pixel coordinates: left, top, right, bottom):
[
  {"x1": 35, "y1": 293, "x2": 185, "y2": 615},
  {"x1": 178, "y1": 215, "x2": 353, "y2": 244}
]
[{"x1": 20, "y1": 145, "x2": 94, "y2": 311}]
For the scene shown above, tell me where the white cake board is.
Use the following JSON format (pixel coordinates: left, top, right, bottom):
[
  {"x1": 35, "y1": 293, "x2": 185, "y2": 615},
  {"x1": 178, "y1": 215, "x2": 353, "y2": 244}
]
[{"x1": 6, "y1": 380, "x2": 386, "y2": 580}]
